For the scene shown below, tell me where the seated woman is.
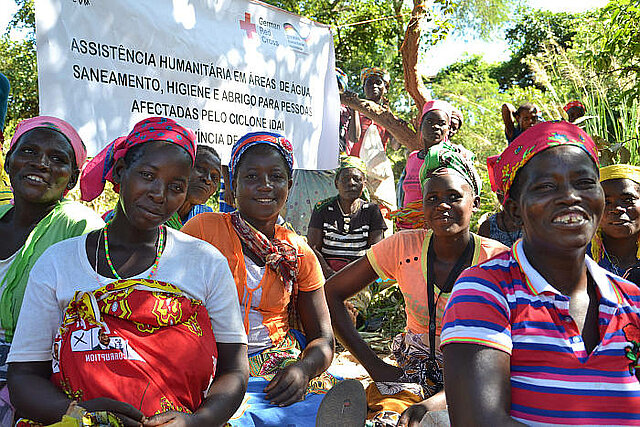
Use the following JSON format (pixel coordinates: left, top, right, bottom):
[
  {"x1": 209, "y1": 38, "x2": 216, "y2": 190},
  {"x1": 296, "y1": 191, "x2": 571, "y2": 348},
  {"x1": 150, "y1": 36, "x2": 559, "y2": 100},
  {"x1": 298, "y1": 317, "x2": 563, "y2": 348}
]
[
  {"x1": 307, "y1": 155, "x2": 386, "y2": 277},
  {"x1": 181, "y1": 132, "x2": 336, "y2": 426},
  {"x1": 7, "y1": 117, "x2": 248, "y2": 425},
  {"x1": 442, "y1": 121, "x2": 640, "y2": 425},
  {"x1": 589, "y1": 164, "x2": 640, "y2": 276},
  {"x1": 325, "y1": 149, "x2": 506, "y2": 427},
  {"x1": 0, "y1": 116, "x2": 103, "y2": 423}
]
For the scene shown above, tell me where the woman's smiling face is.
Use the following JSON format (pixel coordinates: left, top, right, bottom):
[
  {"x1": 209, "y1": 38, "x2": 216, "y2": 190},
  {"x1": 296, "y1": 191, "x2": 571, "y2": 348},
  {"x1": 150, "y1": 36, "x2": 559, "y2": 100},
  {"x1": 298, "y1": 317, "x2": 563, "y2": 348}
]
[
  {"x1": 6, "y1": 128, "x2": 77, "y2": 205},
  {"x1": 600, "y1": 178, "x2": 640, "y2": 240},
  {"x1": 507, "y1": 145, "x2": 604, "y2": 252},
  {"x1": 422, "y1": 171, "x2": 478, "y2": 237},
  {"x1": 233, "y1": 145, "x2": 292, "y2": 228}
]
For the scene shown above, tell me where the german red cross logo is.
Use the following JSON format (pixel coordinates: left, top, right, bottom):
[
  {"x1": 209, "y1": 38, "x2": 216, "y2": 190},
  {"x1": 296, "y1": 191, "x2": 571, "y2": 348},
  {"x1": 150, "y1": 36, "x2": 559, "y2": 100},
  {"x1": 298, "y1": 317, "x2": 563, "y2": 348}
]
[{"x1": 239, "y1": 13, "x2": 257, "y2": 39}]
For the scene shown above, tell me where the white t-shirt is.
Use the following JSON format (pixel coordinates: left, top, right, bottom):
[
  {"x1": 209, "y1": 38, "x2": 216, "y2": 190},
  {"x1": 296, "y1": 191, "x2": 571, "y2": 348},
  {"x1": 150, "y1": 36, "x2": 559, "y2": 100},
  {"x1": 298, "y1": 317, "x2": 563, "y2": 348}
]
[{"x1": 8, "y1": 228, "x2": 247, "y2": 364}]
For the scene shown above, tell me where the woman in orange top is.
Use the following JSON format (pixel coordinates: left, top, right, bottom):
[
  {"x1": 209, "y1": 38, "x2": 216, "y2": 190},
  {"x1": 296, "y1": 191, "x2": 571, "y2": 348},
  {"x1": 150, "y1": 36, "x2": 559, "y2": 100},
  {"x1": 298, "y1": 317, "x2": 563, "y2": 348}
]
[
  {"x1": 325, "y1": 146, "x2": 507, "y2": 426},
  {"x1": 182, "y1": 132, "x2": 335, "y2": 426}
]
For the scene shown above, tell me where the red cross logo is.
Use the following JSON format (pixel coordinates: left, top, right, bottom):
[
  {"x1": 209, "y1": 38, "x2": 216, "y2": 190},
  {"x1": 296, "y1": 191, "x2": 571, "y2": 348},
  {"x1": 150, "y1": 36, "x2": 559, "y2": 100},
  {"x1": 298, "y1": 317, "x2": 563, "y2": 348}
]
[{"x1": 239, "y1": 13, "x2": 257, "y2": 39}]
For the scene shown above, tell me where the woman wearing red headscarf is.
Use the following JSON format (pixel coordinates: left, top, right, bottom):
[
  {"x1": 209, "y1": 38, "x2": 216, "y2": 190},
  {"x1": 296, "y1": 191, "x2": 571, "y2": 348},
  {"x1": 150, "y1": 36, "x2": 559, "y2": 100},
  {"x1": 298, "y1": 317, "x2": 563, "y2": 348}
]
[{"x1": 8, "y1": 117, "x2": 248, "y2": 426}]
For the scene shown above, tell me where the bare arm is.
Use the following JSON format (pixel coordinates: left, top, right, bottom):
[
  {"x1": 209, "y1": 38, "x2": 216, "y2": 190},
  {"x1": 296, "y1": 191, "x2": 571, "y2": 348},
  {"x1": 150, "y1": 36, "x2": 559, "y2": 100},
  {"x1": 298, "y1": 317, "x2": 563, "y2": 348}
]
[
  {"x1": 501, "y1": 103, "x2": 516, "y2": 141},
  {"x1": 325, "y1": 257, "x2": 402, "y2": 381},
  {"x1": 145, "y1": 342, "x2": 249, "y2": 426},
  {"x1": 263, "y1": 287, "x2": 334, "y2": 406},
  {"x1": 307, "y1": 227, "x2": 335, "y2": 278},
  {"x1": 8, "y1": 361, "x2": 144, "y2": 426},
  {"x1": 347, "y1": 107, "x2": 360, "y2": 146},
  {"x1": 367, "y1": 229, "x2": 384, "y2": 247},
  {"x1": 443, "y1": 343, "x2": 525, "y2": 427}
]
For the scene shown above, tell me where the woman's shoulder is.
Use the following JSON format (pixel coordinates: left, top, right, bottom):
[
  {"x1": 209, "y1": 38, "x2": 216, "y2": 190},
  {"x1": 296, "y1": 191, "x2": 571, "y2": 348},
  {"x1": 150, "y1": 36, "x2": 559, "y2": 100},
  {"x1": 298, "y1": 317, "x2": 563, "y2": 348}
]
[{"x1": 36, "y1": 233, "x2": 88, "y2": 268}]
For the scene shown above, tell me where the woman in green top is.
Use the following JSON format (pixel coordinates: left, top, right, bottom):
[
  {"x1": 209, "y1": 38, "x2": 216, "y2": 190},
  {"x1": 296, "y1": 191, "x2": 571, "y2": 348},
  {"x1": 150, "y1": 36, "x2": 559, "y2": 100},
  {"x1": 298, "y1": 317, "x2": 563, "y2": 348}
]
[{"x1": 0, "y1": 116, "x2": 102, "y2": 420}]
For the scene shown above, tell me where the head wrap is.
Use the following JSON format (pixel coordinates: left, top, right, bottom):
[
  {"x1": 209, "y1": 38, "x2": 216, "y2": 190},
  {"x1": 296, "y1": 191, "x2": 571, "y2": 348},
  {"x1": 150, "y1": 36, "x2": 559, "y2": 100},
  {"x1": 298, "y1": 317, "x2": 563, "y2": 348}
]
[
  {"x1": 360, "y1": 67, "x2": 390, "y2": 87},
  {"x1": 80, "y1": 117, "x2": 196, "y2": 201},
  {"x1": 419, "y1": 142, "x2": 481, "y2": 196},
  {"x1": 451, "y1": 108, "x2": 463, "y2": 126},
  {"x1": 10, "y1": 116, "x2": 87, "y2": 169},
  {"x1": 421, "y1": 100, "x2": 453, "y2": 123},
  {"x1": 599, "y1": 164, "x2": 640, "y2": 184},
  {"x1": 336, "y1": 67, "x2": 348, "y2": 91},
  {"x1": 488, "y1": 121, "x2": 599, "y2": 205},
  {"x1": 337, "y1": 155, "x2": 367, "y2": 176},
  {"x1": 228, "y1": 131, "x2": 294, "y2": 187},
  {"x1": 563, "y1": 100, "x2": 585, "y2": 112}
]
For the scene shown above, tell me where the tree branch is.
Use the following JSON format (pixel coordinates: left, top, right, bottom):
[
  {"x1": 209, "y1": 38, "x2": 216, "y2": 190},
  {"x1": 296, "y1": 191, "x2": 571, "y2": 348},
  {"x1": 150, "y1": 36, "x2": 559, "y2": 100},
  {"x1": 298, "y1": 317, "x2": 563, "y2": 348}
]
[{"x1": 340, "y1": 91, "x2": 421, "y2": 151}]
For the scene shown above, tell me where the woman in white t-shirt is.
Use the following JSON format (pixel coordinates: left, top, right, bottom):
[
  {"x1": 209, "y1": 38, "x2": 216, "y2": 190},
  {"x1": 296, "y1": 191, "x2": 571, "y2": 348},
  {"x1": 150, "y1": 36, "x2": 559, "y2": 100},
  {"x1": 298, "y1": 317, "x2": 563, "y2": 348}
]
[{"x1": 7, "y1": 117, "x2": 248, "y2": 426}]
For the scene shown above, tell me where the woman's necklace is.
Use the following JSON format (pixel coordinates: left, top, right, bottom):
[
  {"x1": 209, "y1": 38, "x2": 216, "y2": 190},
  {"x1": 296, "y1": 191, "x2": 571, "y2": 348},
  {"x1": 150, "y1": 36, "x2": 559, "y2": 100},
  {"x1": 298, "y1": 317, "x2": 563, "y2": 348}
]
[
  {"x1": 102, "y1": 222, "x2": 165, "y2": 280},
  {"x1": 337, "y1": 199, "x2": 352, "y2": 232}
]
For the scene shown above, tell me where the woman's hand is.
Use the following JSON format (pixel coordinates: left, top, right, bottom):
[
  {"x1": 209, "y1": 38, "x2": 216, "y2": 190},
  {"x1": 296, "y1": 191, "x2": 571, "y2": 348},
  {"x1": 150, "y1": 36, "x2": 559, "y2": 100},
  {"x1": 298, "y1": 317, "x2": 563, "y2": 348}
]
[
  {"x1": 263, "y1": 362, "x2": 310, "y2": 406},
  {"x1": 81, "y1": 397, "x2": 145, "y2": 426},
  {"x1": 397, "y1": 391, "x2": 446, "y2": 427},
  {"x1": 144, "y1": 411, "x2": 199, "y2": 427}
]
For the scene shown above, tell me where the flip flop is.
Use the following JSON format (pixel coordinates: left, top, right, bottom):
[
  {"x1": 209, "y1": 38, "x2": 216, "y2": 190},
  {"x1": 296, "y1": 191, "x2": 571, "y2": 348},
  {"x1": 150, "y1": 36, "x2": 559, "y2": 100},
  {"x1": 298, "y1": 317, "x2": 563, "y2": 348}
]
[{"x1": 316, "y1": 379, "x2": 367, "y2": 427}]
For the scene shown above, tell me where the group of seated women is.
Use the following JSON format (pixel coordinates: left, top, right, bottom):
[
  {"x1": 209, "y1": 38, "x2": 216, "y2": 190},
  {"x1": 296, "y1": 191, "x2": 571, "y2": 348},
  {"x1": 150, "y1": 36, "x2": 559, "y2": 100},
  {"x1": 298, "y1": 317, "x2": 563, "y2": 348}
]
[{"x1": 1, "y1": 111, "x2": 640, "y2": 427}]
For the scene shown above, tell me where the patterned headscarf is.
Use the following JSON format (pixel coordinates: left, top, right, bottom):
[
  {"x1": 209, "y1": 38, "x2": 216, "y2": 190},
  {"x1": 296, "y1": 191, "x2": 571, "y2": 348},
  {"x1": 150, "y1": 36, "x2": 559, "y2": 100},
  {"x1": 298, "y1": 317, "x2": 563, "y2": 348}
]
[
  {"x1": 228, "y1": 131, "x2": 294, "y2": 188},
  {"x1": 336, "y1": 67, "x2": 348, "y2": 92},
  {"x1": 488, "y1": 121, "x2": 599, "y2": 205},
  {"x1": 80, "y1": 117, "x2": 196, "y2": 201},
  {"x1": 337, "y1": 155, "x2": 367, "y2": 176},
  {"x1": 360, "y1": 67, "x2": 390, "y2": 86},
  {"x1": 563, "y1": 100, "x2": 585, "y2": 112},
  {"x1": 419, "y1": 142, "x2": 481, "y2": 196},
  {"x1": 420, "y1": 100, "x2": 453, "y2": 124},
  {"x1": 11, "y1": 116, "x2": 87, "y2": 169}
]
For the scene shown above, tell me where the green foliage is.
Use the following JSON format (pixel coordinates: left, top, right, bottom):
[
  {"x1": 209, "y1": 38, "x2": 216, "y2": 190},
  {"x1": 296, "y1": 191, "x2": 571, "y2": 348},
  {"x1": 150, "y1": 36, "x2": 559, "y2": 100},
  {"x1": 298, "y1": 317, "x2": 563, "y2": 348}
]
[
  {"x1": 585, "y1": 0, "x2": 640, "y2": 98},
  {"x1": 0, "y1": 35, "x2": 37, "y2": 141},
  {"x1": 491, "y1": 9, "x2": 580, "y2": 90}
]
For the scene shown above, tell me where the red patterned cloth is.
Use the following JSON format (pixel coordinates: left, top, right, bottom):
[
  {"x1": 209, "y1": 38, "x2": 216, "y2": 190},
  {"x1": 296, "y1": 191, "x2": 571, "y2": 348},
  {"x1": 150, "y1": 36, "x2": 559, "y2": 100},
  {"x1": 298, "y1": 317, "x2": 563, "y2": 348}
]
[
  {"x1": 563, "y1": 100, "x2": 585, "y2": 112},
  {"x1": 51, "y1": 279, "x2": 216, "y2": 415},
  {"x1": 487, "y1": 121, "x2": 599, "y2": 204}
]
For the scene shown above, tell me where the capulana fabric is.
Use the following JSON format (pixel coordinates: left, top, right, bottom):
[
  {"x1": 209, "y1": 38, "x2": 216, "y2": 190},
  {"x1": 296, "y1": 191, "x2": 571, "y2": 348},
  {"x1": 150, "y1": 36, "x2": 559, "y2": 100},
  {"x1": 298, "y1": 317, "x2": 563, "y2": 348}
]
[
  {"x1": 488, "y1": 121, "x2": 599, "y2": 205},
  {"x1": 600, "y1": 164, "x2": 640, "y2": 185},
  {"x1": 421, "y1": 100, "x2": 453, "y2": 123},
  {"x1": 419, "y1": 143, "x2": 481, "y2": 196},
  {"x1": 563, "y1": 100, "x2": 585, "y2": 112},
  {"x1": 11, "y1": 116, "x2": 87, "y2": 169},
  {"x1": 338, "y1": 155, "x2": 367, "y2": 176},
  {"x1": 228, "y1": 131, "x2": 294, "y2": 187},
  {"x1": 79, "y1": 117, "x2": 196, "y2": 201},
  {"x1": 360, "y1": 67, "x2": 390, "y2": 86},
  {"x1": 336, "y1": 67, "x2": 348, "y2": 91}
]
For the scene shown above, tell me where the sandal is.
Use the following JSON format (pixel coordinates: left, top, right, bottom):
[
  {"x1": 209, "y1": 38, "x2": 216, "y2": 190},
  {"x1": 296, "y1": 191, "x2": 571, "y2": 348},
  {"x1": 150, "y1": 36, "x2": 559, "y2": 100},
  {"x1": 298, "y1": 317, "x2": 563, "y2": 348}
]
[{"x1": 316, "y1": 379, "x2": 367, "y2": 426}]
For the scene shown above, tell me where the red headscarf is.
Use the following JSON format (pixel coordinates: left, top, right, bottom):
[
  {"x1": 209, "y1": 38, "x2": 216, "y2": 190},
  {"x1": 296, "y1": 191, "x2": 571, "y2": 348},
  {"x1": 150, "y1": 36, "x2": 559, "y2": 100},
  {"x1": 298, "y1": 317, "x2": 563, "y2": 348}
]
[
  {"x1": 487, "y1": 121, "x2": 599, "y2": 204},
  {"x1": 80, "y1": 117, "x2": 196, "y2": 201}
]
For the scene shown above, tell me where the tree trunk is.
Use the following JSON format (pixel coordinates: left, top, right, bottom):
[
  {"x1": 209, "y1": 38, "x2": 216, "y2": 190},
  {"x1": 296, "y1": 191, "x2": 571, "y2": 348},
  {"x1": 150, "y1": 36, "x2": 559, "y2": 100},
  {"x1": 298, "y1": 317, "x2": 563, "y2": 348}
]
[{"x1": 340, "y1": 1, "x2": 430, "y2": 153}]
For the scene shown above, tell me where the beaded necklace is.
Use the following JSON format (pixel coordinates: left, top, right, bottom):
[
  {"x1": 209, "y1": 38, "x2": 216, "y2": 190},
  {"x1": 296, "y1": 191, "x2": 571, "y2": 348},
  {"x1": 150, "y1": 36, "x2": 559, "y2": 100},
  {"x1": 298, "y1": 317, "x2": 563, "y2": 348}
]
[{"x1": 102, "y1": 222, "x2": 165, "y2": 280}]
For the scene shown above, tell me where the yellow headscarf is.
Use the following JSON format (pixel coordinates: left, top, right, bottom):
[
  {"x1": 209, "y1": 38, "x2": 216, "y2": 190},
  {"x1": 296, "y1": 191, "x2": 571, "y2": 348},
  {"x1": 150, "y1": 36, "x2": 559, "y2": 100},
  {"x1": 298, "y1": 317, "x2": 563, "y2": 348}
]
[
  {"x1": 591, "y1": 164, "x2": 640, "y2": 263},
  {"x1": 600, "y1": 164, "x2": 640, "y2": 184}
]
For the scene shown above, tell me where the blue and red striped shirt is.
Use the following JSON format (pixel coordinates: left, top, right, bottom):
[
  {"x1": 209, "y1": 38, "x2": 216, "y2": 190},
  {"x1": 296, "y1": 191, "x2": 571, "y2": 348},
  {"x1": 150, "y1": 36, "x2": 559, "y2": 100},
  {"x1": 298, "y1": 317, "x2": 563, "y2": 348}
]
[{"x1": 441, "y1": 239, "x2": 640, "y2": 426}]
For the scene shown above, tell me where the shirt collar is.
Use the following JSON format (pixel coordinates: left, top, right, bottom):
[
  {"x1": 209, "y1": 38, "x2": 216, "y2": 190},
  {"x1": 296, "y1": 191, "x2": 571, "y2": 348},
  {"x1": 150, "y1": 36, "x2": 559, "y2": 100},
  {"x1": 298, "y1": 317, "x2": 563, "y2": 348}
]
[{"x1": 513, "y1": 239, "x2": 621, "y2": 304}]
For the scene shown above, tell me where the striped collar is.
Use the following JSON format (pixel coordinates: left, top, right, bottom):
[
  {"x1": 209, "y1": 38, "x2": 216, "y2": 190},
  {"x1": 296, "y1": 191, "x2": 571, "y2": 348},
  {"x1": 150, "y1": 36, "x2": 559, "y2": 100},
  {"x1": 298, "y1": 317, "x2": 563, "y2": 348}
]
[{"x1": 512, "y1": 239, "x2": 622, "y2": 304}]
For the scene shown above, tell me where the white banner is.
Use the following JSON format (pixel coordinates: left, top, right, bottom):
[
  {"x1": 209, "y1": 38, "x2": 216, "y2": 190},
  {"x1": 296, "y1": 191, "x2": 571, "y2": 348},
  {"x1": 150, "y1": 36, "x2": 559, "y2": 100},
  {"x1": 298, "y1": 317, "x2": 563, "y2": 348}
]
[{"x1": 35, "y1": 0, "x2": 339, "y2": 170}]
